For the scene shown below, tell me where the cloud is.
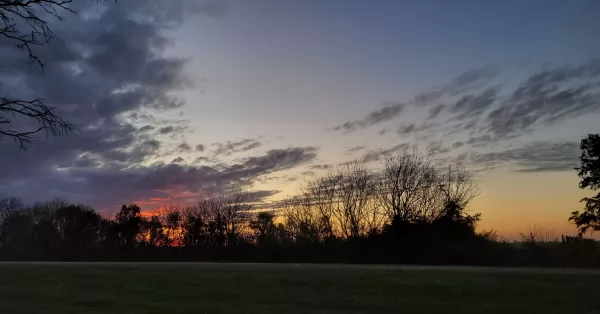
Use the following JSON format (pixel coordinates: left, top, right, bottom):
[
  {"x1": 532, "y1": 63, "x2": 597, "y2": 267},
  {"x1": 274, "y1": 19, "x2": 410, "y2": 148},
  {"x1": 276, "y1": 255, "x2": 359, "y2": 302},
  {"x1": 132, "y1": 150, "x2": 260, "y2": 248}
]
[
  {"x1": 212, "y1": 138, "x2": 263, "y2": 156},
  {"x1": 154, "y1": 122, "x2": 189, "y2": 137},
  {"x1": 334, "y1": 66, "x2": 499, "y2": 133},
  {"x1": 452, "y1": 141, "x2": 464, "y2": 148},
  {"x1": 242, "y1": 147, "x2": 317, "y2": 173},
  {"x1": 245, "y1": 189, "x2": 280, "y2": 201},
  {"x1": 196, "y1": 144, "x2": 205, "y2": 152},
  {"x1": 483, "y1": 62, "x2": 600, "y2": 139},
  {"x1": 194, "y1": 156, "x2": 210, "y2": 163},
  {"x1": 470, "y1": 141, "x2": 579, "y2": 172},
  {"x1": 171, "y1": 157, "x2": 185, "y2": 163},
  {"x1": 362, "y1": 143, "x2": 411, "y2": 162},
  {"x1": 159, "y1": 126, "x2": 176, "y2": 134},
  {"x1": 178, "y1": 143, "x2": 192, "y2": 152},
  {"x1": 333, "y1": 61, "x2": 600, "y2": 146},
  {"x1": 397, "y1": 123, "x2": 417, "y2": 135},
  {"x1": 309, "y1": 164, "x2": 333, "y2": 170},
  {"x1": 448, "y1": 87, "x2": 500, "y2": 121},
  {"x1": 427, "y1": 104, "x2": 446, "y2": 120},
  {"x1": 426, "y1": 141, "x2": 451, "y2": 156},
  {"x1": 333, "y1": 103, "x2": 405, "y2": 132},
  {"x1": 345, "y1": 145, "x2": 366, "y2": 154},
  {"x1": 139, "y1": 125, "x2": 155, "y2": 132},
  {"x1": 1, "y1": 144, "x2": 318, "y2": 209},
  {"x1": 0, "y1": 1, "x2": 313, "y2": 210},
  {"x1": 466, "y1": 135, "x2": 493, "y2": 147}
]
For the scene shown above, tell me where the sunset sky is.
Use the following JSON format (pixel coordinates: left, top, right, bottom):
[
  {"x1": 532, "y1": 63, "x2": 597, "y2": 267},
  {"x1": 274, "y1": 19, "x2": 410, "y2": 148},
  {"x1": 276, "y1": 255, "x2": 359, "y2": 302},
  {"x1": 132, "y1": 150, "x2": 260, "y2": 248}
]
[{"x1": 1, "y1": 0, "x2": 599, "y2": 239}]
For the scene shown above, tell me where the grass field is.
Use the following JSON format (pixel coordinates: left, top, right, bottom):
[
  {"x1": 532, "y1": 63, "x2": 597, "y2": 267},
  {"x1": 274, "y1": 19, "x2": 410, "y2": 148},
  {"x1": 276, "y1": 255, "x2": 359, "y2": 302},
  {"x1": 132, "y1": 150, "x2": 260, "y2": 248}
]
[{"x1": 0, "y1": 263, "x2": 598, "y2": 314}]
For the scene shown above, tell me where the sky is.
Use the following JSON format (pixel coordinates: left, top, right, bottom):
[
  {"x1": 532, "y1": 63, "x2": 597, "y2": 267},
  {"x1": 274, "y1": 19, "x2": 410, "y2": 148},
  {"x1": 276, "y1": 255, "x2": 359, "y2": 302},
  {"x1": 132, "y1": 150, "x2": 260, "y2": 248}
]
[{"x1": 1, "y1": 0, "x2": 599, "y2": 239}]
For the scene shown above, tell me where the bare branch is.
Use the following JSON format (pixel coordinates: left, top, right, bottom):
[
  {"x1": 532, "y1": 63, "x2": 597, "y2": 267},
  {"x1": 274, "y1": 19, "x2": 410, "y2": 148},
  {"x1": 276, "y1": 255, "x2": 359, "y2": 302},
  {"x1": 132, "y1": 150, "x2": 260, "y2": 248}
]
[
  {"x1": 0, "y1": 96, "x2": 78, "y2": 149},
  {"x1": 0, "y1": 0, "x2": 82, "y2": 149}
]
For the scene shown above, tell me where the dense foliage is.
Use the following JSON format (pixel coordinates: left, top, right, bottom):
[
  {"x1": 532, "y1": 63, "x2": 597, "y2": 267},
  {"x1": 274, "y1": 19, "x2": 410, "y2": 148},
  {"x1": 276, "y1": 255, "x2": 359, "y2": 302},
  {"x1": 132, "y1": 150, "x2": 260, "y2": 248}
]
[{"x1": 570, "y1": 134, "x2": 600, "y2": 234}]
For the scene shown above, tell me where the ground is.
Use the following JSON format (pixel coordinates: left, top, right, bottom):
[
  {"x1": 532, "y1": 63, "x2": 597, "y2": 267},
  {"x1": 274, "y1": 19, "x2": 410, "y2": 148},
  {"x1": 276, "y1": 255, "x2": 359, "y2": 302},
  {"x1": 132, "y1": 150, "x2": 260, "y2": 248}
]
[{"x1": 0, "y1": 263, "x2": 598, "y2": 314}]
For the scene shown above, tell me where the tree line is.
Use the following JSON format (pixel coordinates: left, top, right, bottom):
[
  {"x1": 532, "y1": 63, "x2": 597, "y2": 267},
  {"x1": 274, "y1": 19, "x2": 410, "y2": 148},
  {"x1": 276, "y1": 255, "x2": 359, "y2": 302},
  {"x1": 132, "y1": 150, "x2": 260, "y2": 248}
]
[
  {"x1": 0, "y1": 149, "x2": 483, "y2": 262},
  {"x1": 2, "y1": 146, "x2": 599, "y2": 267}
]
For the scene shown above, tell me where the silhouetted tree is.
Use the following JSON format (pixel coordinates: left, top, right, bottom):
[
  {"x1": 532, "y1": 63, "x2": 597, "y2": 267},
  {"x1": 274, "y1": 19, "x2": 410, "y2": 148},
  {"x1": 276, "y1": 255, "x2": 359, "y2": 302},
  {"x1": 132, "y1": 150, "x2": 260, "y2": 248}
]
[
  {"x1": 570, "y1": 134, "x2": 600, "y2": 234},
  {"x1": 0, "y1": 208, "x2": 34, "y2": 257},
  {"x1": 54, "y1": 204, "x2": 101, "y2": 259},
  {"x1": 181, "y1": 210, "x2": 207, "y2": 248},
  {"x1": 216, "y1": 191, "x2": 254, "y2": 246},
  {"x1": 140, "y1": 215, "x2": 166, "y2": 247},
  {"x1": 0, "y1": 197, "x2": 23, "y2": 247},
  {"x1": 379, "y1": 150, "x2": 479, "y2": 225},
  {"x1": 159, "y1": 205, "x2": 184, "y2": 247},
  {"x1": 115, "y1": 204, "x2": 142, "y2": 250},
  {"x1": 379, "y1": 149, "x2": 440, "y2": 223},
  {"x1": 301, "y1": 161, "x2": 382, "y2": 238},
  {"x1": 283, "y1": 196, "x2": 329, "y2": 244},
  {"x1": 250, "y1": 211, "x2": 284, "y2": 245}
]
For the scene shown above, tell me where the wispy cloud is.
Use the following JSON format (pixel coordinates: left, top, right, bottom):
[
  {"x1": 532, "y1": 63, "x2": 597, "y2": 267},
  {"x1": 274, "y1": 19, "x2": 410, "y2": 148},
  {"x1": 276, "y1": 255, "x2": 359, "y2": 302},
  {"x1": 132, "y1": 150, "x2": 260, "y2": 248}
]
[{"x1": 469, "y1": 141, "x2": 579, "y2": 173}]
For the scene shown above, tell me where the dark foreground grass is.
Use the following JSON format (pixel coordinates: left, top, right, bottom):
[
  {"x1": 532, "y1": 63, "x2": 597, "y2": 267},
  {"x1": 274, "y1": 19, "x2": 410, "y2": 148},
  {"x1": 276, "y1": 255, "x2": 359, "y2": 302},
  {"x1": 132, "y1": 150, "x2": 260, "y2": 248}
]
[{"x1": 0, "y1": 263, "x2": 598, "y2": 314}]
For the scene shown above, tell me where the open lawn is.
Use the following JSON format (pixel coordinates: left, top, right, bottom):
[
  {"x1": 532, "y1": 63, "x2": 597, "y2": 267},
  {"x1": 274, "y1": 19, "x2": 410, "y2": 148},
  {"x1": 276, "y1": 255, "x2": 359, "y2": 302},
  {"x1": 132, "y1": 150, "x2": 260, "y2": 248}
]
[{"x1": 0, "y1": 263, "x2": 598, "y2": 314}]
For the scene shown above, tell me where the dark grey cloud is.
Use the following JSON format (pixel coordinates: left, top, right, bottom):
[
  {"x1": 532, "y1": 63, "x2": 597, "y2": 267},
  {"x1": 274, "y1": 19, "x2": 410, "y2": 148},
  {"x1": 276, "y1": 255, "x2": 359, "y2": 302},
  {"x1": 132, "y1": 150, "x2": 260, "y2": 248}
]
[
  {"x1": 483, "y1": 62, "x2": 600, "y2": 139},
  {"x1": 0, "y1": 0, "x2": 299, "y2": 209},
  {"x1": 241, "y1": 141, "x2": 262, "y2": 151},
  {"x1": 466, "y1": 135, "x2": 493, "y2": 147},
  {"x1": 427, "y1": 104, "x2": 446, "y2": 120},
  {"x1": 448, "y1": 87, "x2": 500, "y2": 121},
  {"x1": 426, "y1": 141, "x2": 451, "y2": 156},
  {"x1": 194, "y1": 156, "x2": 210, "y2": 163},
  {"x1": 1, "y1": 144, "x2": 318, "y2": 209},
  {"x1": 212, "y1": 138, "x2": 263, "y2": 156},
  {"x1": 345, "y1": 145, "x2": 366, "y2": 154},
  {"x1": 242, "y1": 147, "x2": 317, "y2": 173},
  {"x1": 178, "y1": 143, "x2": 192, "y2": 152},
  {"x1": 245, "y1": 190, "x2": 280, "y2": 201},
  {"x1": 452, "y1": 141, "x2": 464, "y2": 148},
  {"x1": 172, "y1": 157, "x2": 185, "y2": 163},
  {"x1": 397, "y1": 123, "x2": 417, "y2": 135},
  {"x1": 333, "y1": 103, "x2": 405, "y2": 132},
  {"x1": 309, "y1": 164, "x2": 333, "y2": 170},
  {"x1": 412, "y1": 68, "x2": 498, "y2": 106},
  {"x1": 139, "y1": 125, "x2": 155, "y2": 132},
  {"x1": 334, "y1": 61, "x2": 600, "y2": 148},
  {"x1": 470, "y1": 141, "x2": 579, "y2": 173},
  {"x1": 159, "y1": 126, "x2": 176, "y2": 134},
  {"x1": 154, "y1": 122, "x2": 189, "y2": 138},
  {"x1": 362, "y1": 143, "x2": 411, "y2": 162},
  {"x1": 334, "y1": 66, "x2": 498, "y2": 133}
]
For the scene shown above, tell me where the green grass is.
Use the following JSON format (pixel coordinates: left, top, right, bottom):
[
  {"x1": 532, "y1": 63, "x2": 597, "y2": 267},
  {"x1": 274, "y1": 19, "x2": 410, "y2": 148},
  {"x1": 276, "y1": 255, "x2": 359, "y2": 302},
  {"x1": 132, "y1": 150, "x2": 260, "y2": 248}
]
[{"x1": 0, "y1": 263, "x2": 598, "y2": 314}]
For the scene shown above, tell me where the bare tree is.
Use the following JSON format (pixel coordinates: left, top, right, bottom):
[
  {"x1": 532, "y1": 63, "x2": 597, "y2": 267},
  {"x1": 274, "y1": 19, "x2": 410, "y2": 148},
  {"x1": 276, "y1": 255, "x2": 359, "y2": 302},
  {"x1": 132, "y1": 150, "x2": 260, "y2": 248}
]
[
  {"x1": 199, "y1": 190, "x2": 254, "y2": 247},
  {"x1": 291, "y1": 161, "x2": 384, "y2": 239},
  {"x1": 158, "y1": 204, "x2": 184, "y2": 247},
  {"x1": 378, "y1": 149, "x2": 439, "y2": 222},
  {"x1": 0, "y1": 196, "x2": 23, "y2": 223},
  {"x1": 302, "y1": 174, "x2": 338, "y2": 236},
  {"x1": 435, "y1": 164, "x2": 480, "y2": 220},
  {"x1": 378, "y1": 149, "x2": 479, "y2": 224},
  {"x1": 221, "y1": 190, "x2": 254, "y2": 246},
  {"x1": 1, "y1": 0, "x2": 78, "y2": 148},
  {"x1": 0, "y1": 196, "x2": 24, "y2": 247},
  {"x1": 282, "y1": 195, "x2": 325, "y2": 243},
  {"x1": 330, "y1": 161, "x2": 382, "y2": 238}
]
